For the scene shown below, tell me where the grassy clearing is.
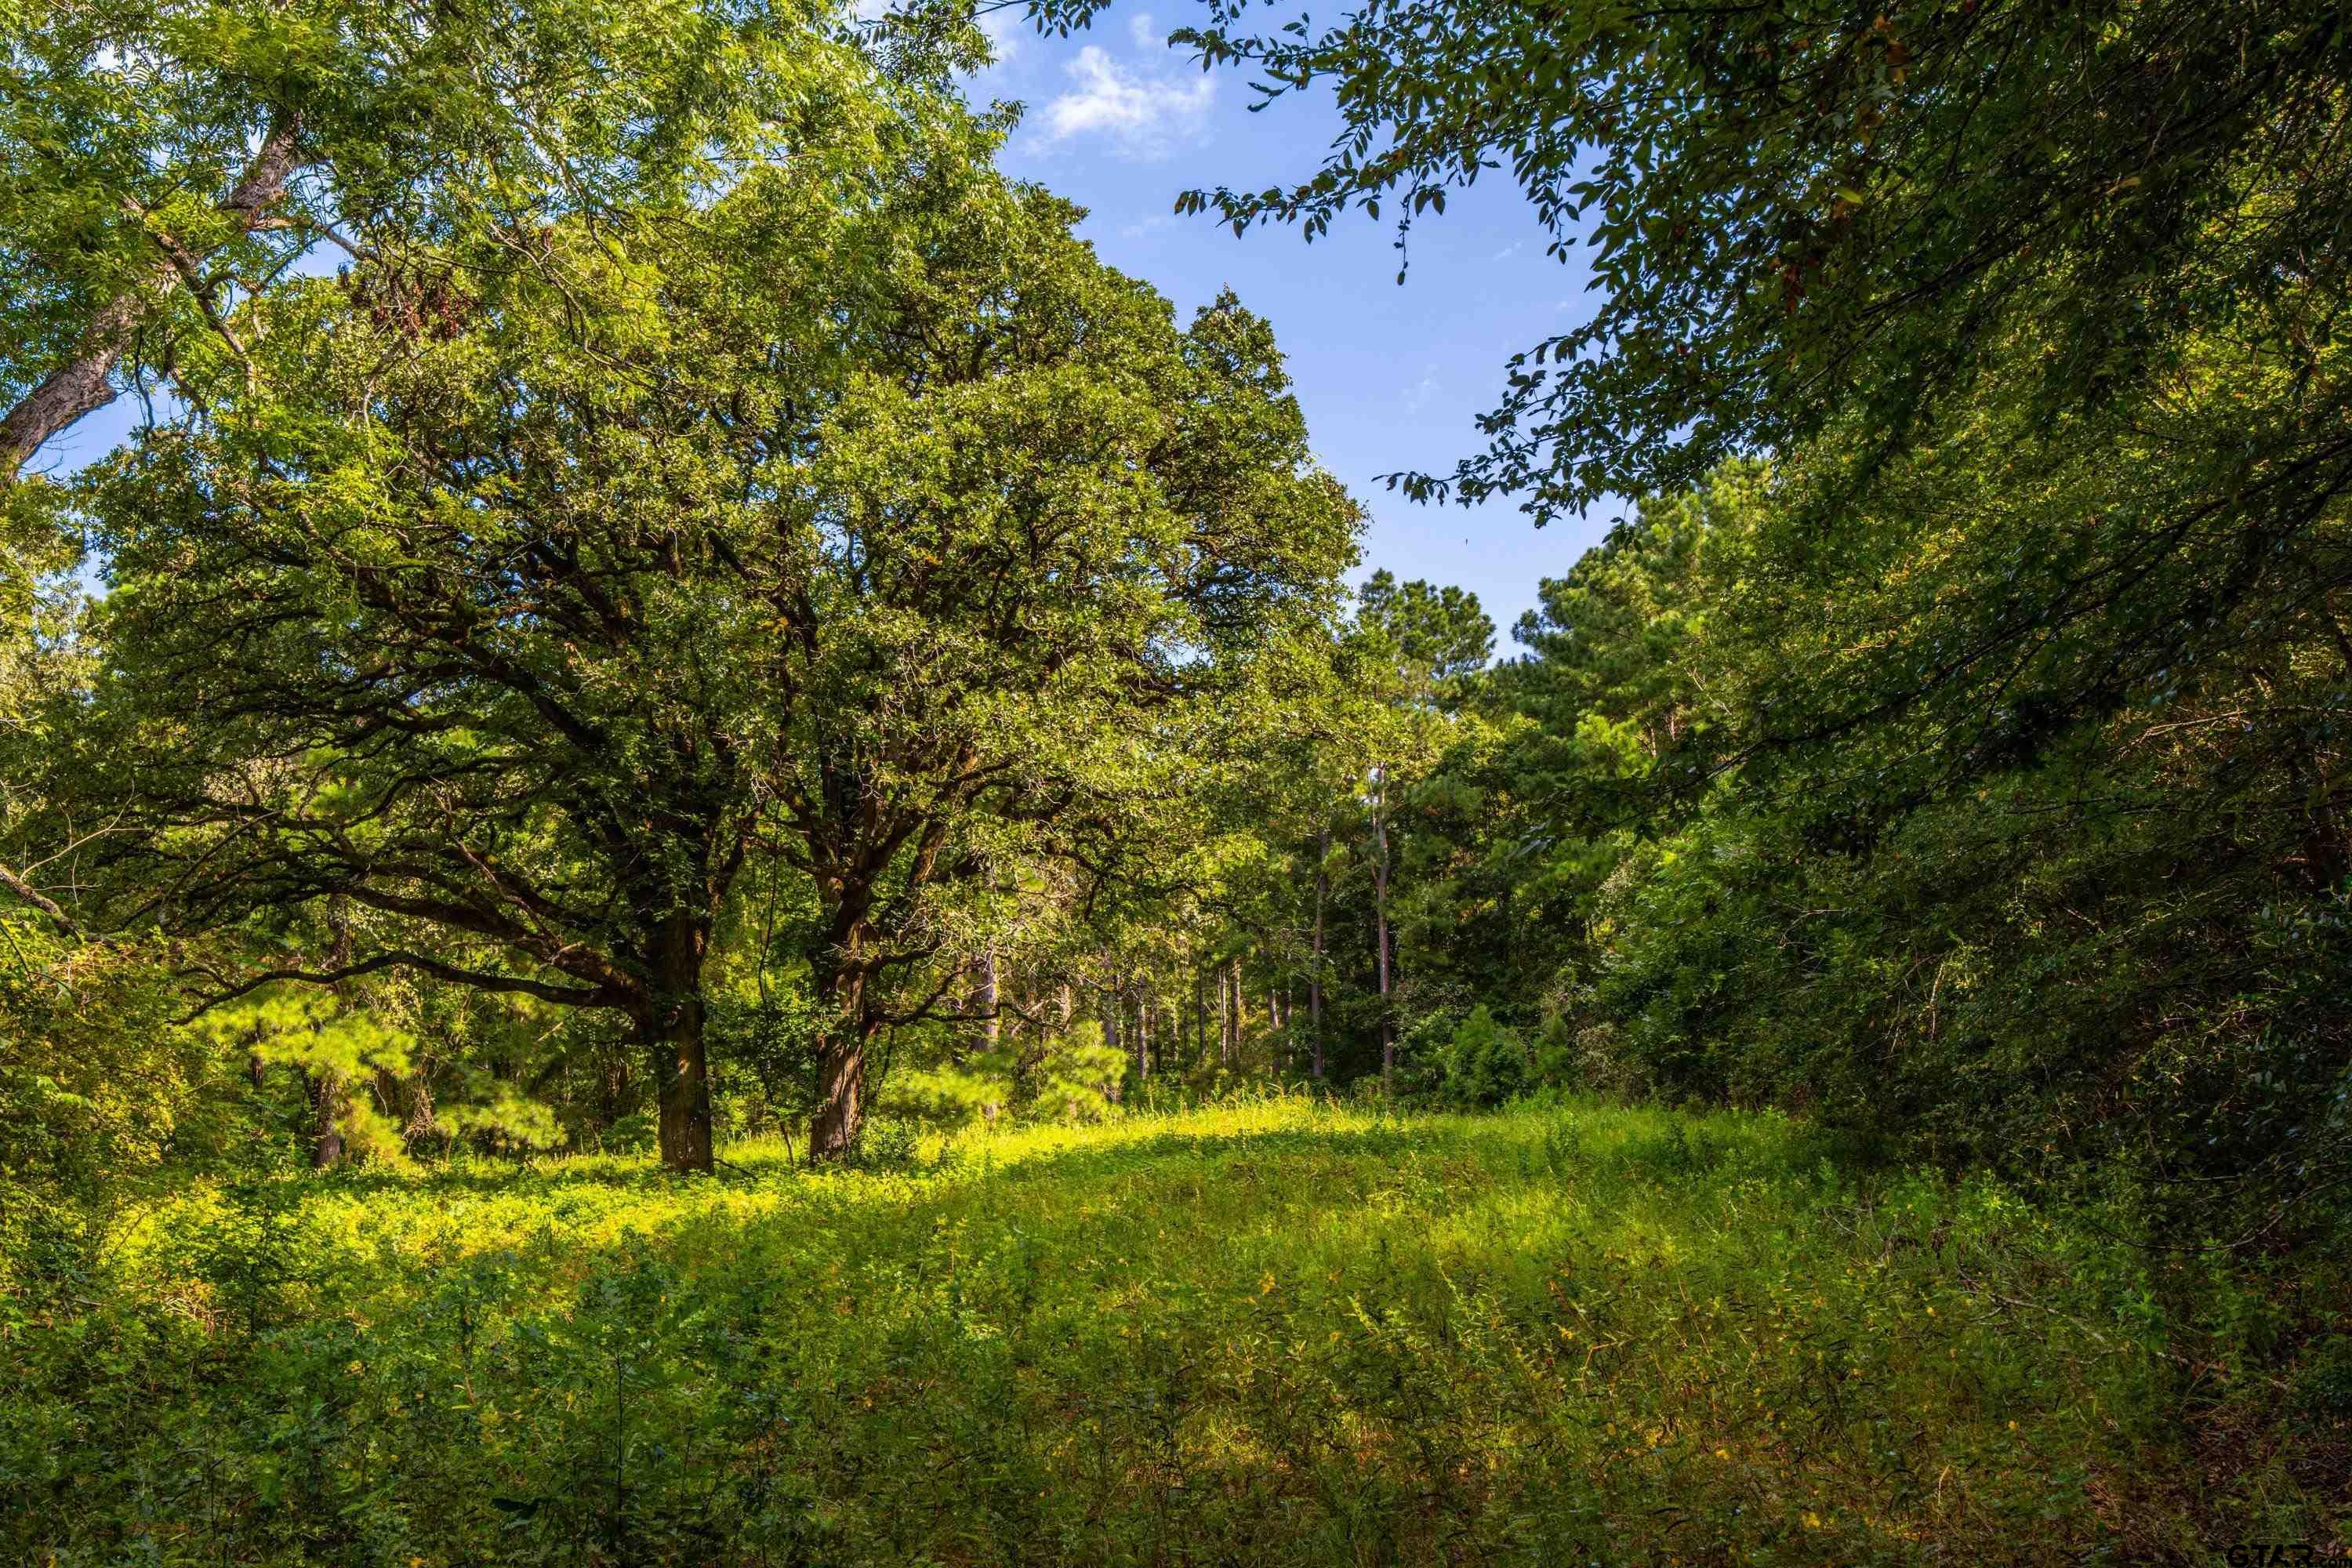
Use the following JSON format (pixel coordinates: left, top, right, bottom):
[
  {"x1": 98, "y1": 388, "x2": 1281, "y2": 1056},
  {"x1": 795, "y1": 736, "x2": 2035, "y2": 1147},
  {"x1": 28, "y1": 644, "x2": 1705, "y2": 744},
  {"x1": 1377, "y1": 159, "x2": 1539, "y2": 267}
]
[{"x1": 5, "y1": 1096, "x2": 2339, "y2": 1564}]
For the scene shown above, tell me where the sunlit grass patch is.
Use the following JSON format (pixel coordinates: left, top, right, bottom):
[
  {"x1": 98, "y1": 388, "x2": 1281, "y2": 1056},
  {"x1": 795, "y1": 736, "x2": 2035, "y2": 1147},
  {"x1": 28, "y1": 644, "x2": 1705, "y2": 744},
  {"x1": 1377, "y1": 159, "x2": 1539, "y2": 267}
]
[{"x1": 7, "y1": 1096, "x2": 2337, "y2": 1564}]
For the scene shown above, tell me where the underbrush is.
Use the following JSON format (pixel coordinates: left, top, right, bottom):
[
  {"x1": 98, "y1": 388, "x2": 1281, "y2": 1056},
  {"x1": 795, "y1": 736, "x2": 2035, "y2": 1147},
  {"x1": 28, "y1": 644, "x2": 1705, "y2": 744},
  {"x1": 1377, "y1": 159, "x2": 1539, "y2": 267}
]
[{"x1": 3, "y1": 1097, "x2": 2343, "y2": 1564}]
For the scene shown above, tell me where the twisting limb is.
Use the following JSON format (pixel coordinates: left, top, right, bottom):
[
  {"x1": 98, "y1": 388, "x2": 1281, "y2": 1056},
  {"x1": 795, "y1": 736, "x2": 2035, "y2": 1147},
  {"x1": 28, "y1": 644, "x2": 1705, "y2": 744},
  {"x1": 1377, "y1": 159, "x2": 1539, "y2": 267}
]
[
  {"x1": 176, "y1": 948, "x2": 615, "y2": 1023},
  {"x1": 0, "y1": 861, "x2": 76, "y2": 936},
  {"x1": 0, "y1": 114, "x2": 303, "y2": 483}
]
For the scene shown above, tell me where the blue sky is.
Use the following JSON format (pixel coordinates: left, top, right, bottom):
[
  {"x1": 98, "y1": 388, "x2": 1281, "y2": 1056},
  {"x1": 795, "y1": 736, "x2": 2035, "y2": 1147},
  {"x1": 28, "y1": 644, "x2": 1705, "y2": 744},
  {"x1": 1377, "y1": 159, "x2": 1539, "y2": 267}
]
[{"x1": 970, "y1": 2, "x2": 1610, "y2": 642}]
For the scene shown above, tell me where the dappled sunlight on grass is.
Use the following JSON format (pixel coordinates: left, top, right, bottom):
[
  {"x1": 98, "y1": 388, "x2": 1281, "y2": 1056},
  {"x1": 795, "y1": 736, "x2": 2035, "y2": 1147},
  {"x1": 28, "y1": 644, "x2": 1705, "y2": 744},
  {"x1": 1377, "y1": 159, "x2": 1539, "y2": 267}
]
[{"x1": 14, "y1": 1098, "x2": 2334, "y2": 1563}]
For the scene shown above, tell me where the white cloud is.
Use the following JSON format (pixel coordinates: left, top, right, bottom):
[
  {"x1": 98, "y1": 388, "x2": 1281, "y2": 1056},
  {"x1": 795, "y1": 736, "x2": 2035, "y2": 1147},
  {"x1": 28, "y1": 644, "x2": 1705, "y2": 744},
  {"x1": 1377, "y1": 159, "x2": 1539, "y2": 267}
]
[
  {"x1": 1128, "y1": 11, "x2": 1161, "y2": 47},
  {"x1": 1117, "y1": 213, "x2": 1176, "y2": 241},
  {"x1": 1044, "y1": 45, "x2": 1214, "y2": 158},
  {"x1": 1403, "y1": 365, "x2": 1440, "y2": 411},
  {"x1": 975, "y1": 6, "x2": 1022, "y2": 64}
]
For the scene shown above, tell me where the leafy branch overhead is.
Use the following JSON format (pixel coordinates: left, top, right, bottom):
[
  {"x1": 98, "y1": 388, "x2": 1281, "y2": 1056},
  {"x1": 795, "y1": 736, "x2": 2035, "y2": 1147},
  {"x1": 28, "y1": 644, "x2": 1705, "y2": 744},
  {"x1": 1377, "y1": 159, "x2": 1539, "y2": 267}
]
[{"x1": 1017, "y1": 0, "x2": 2348, "y2": 527}]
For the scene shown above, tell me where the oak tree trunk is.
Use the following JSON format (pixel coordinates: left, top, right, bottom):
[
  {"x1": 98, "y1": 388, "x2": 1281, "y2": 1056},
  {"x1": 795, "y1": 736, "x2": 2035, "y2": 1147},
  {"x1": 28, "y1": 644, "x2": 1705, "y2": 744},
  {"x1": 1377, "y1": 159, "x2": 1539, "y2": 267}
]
[
  {"x1": 808, "y1": 946, "x2": 875, "y2": 1161},
  {"x1": 307, "y1": 1070, "x2": 347, "y2": 1170},
  {"x1": 642, "y1": 996, "x2": 713, "y2": 1174},
  {"x1": 641, "y1": 914, "x2": 713, "y2": 1173},
  {"x1": 808, "y1": 1029, "x2": 869, "y2": 1161}
]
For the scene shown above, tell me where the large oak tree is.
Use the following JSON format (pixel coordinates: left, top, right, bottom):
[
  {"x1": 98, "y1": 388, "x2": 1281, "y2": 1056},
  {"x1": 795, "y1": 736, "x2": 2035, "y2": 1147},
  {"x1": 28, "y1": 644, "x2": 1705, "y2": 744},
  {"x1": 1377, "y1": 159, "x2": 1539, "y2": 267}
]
[{"x1": 67, "y1": 117, "x2": 1355, "y2": 1170}]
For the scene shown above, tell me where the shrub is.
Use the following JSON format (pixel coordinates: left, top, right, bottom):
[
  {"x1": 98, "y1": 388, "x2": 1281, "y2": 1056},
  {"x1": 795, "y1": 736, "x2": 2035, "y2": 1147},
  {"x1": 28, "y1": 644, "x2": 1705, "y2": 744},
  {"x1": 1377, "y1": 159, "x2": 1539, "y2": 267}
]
[{"x1": 1432, "y1": 1005, "x2": 1530, "y2": 1106}]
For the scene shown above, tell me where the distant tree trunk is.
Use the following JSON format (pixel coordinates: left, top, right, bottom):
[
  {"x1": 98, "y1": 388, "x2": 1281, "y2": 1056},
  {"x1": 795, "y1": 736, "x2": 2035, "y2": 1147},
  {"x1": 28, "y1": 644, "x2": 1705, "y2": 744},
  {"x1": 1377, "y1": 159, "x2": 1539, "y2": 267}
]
[
  {"x1": 600, "y1": 1048, "x2": 631, "y2": 1132},
  {"x1": 1195, "y1": 965, "x2": 1207, "y2": 1065},
  {"x1": 1135, "y1": 991, "x2": 1150, "y2": 1082},
  {"x1": 307, "y1": 1072, "x2": 347, "y2": 1170},
  {"x1": 1311, "y1": 822, "x2": 1328, "y2": 1080},
  {"x1": 975, "y1": 949, "x2": 1001, "y2": 1054},
  {"x1": 310, "y1": 900, "x2": 354, "y2": 1169},
  {"x1": 375, "y1": 1065, "x2": 435, "y2": 1147},
  {"x1": 1374, "y1": 770, "x2": 1395, "y2": 1089},
  {"x1": 1100, "y1": 966, "x2": 1121, "y2": 1060},
  {"x1": 1217, "y1": 964, "x2": 1232, "y2": 1068},
  {"x1": 1229, "y1": 954, "x2": 1247, "y2": 1068},
  {"x1": 1214, "y1": 964, "x2": 1225, "y2": 1066}
]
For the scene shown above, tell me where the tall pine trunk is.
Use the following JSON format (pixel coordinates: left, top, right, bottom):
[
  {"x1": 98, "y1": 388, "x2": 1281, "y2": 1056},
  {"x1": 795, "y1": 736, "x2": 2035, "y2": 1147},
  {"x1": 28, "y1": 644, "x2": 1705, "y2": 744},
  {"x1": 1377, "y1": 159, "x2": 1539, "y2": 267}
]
[
  {"x1": 1374, "y1": 771, "x2": 1394, "y2": 1089},
  {"x1": 1100, "y1": 965, "x2": 1121, "y2": 1062},
  {"x1": 1218, "y1": 962, "x2": 1232, "y2": 1068},
  {"x1": 953, "y1": 951, "x2": 997, "y2": 1070},
  {"x1": 1195, "y1": 965, "x2": 1207, "y2": 1066},
  {"x1": 975, "y1": 950, "x2": 1001, "y2": 1052},
  {"x1": 1229, "y1": 954, "x2": 1246, "y2": 1066},
  {"x1": 1311, "y1": 822, "x2": 1328, "y2": 1080},
  {"x1": 1135, "y1": 989, "x2": 1150, "y2": 1083}
]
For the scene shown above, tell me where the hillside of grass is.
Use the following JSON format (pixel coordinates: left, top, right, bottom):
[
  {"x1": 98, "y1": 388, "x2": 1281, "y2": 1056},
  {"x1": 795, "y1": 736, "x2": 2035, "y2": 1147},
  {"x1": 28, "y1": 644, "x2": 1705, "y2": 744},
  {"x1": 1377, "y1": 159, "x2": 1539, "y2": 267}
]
[{"x1": 6, "y1": 1097, "x2": 2340, "y2": 1565}]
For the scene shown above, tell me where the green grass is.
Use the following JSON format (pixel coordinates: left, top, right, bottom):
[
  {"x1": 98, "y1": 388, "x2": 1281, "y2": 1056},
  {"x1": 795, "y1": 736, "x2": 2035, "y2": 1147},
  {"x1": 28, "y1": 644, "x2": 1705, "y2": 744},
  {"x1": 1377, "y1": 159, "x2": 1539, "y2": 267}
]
[{"x1": 5, "y1": 1096, "x2": 2339, "y2": 1564}]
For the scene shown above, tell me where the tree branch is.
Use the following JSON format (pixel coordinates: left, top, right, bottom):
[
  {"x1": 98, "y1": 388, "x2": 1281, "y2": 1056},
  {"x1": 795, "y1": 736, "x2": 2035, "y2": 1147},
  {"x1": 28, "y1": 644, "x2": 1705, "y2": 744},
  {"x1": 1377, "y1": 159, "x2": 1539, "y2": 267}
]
[
  {"x1": 177, "y1": 947, "x2": 614, "y2": 1022},
  {"x1": 0, "y1": 113, "x2": 302, "y2": 483}
]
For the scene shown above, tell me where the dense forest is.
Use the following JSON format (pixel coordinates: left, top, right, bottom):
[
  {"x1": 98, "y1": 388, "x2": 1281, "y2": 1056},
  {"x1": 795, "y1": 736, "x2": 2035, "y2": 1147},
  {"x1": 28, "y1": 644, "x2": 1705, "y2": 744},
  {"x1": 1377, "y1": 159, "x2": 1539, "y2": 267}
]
[{"x1": 2, "y1": 0, "x2": 2347, "y2": 1559}]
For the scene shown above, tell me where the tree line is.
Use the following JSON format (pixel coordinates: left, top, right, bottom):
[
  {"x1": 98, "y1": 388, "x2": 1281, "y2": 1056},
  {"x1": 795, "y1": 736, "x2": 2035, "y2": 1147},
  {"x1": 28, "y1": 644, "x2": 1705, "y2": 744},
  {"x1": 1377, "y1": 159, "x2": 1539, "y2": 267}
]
[{"x1": 3, "y1": 0, "x2": 2346, "y2": 1265}]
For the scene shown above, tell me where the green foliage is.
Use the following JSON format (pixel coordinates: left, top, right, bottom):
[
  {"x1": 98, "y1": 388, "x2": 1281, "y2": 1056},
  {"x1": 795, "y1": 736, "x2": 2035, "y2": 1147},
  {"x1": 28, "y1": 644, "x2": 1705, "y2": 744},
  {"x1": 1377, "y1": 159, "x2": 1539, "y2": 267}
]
[
  {"x1": 40, "y1": 91, "x2": 1355, "y2": 1167},
  {"x1": 2, "y1": 0, "x2": 968, "y2": 477},
  {"x1": 5, "y1": 1102, "x2": 2340, "y2": 1563},
  {"x1": 5, "y1": 6, "x2": 2347, "y2": 1556},
  {"x1": 1427, "y1": 1004, "x2": 1526, "y2": 1107},
  {"x1": 1007, "y1": 1018, "x2": 1129, "y2": 1124},
  {"x1": 0, "y1": 928, "x2": 236, "y2": 1200},
  {"x1": 970, "y1": 0, "x2": 2352, "y2": 1268},
  {"x1": 1355, "y1": 569, "x2": 1493, "y2": 687},
  {"x1": 1018, "y1": 0, "x2": 2350, "y2": 541}
]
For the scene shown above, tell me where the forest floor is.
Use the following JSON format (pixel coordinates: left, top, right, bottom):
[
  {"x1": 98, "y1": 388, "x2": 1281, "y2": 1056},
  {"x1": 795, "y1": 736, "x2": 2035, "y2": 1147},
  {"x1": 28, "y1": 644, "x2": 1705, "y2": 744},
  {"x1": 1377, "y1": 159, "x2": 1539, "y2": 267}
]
[{"x1": 13, "y1": 1098, "x2": 2344, "y2": 1564}]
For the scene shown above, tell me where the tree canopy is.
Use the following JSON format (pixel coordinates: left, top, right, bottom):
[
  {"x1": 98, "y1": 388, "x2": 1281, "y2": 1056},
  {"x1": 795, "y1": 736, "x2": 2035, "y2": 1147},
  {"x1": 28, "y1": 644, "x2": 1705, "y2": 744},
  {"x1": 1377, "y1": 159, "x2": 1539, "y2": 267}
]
[{"x1": 59, "y1": 111, "x2": 1354, "y2": 1170}]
